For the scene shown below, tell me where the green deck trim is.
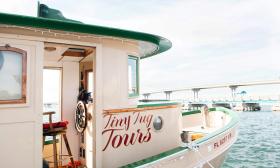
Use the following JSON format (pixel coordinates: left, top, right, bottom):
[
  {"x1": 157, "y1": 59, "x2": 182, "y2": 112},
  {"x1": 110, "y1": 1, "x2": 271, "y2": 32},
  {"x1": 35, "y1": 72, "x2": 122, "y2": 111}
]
[
  {"x1": 137, "y1": 101, "x2": 180, "y2": 108},
  {"x1": 181, "y1": 108, "x2": 217, "y2": 116},
  {"x1": 122, "y1": 107, "x2": 239, "y2": 167},
  {"x1": 181, "y1": 109, "x2": 201, "y2": 116},
  {"x1": 0, "y1": 12, "x2": 171, "y2": 58}
]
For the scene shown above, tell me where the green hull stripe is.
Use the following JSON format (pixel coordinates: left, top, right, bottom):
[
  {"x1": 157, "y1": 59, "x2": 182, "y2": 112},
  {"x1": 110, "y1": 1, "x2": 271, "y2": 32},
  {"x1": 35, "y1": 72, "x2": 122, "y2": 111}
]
[
  {"x1": 0, "y1": 12, "x2": 171, "y2": 58},
  {"x1": 122, "y1": 107, "x2": 239, "y2": 167}
]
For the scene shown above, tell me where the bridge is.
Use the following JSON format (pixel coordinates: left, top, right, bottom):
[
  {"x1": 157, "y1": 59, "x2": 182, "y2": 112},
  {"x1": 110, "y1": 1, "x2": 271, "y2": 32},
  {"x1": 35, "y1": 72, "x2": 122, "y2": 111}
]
[{"x1": 142, "y1": 80, "x2": 280, "y2": 101}]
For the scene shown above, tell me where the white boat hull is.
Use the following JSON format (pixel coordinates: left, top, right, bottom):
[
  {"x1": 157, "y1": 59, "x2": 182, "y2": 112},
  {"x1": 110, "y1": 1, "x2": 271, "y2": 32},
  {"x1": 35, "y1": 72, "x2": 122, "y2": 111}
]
[
  {"x1": 123, "y1": 107, "x2": 239, "y2": 168},
  {"x1": 144, "y1": 125, "x2": 237, "y2": 168}
]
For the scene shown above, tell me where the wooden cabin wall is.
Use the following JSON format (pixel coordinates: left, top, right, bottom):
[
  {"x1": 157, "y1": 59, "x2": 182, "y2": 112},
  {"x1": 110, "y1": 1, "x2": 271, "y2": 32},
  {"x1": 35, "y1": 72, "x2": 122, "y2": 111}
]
[
  {"x1": 0, "y1": 38, "x2": 43, "y2": 168},
  {"x1": 101, "y1": 40, "x2": 139, "y2": 110}
]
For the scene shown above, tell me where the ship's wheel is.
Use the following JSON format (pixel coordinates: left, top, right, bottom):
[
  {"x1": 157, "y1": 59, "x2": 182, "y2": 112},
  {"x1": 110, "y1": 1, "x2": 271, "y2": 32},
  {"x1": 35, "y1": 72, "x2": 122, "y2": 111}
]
[{"x1": 75, "y1": 101, "x2": 88, "y2": 133}]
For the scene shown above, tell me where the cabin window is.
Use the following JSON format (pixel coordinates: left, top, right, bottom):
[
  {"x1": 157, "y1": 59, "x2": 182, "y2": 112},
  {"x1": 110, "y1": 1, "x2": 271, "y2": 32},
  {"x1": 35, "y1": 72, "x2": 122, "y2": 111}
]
[
  {"x1": 128, "y1": 56, "x2": 139, "y2": 97},
  {"x1": 85, "y1": 70, "x2": 93, "y2": 99},
  {"x1": 0, "y1": 46, "x2": 27, "y2": 104}
]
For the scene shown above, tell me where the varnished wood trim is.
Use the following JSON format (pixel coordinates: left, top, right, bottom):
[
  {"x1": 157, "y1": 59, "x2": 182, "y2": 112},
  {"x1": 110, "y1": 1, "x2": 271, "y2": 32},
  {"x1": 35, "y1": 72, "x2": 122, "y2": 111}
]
[
  {"x1": 62, "y1": 48, "x2": 94, "y2": 57},
  {"x1": 43, "y1": 111, "x2": 56, "y2": 115},
  {"x1": 62, "y1": 50, "x2": 86, "y2": 57},
  {"x1": 103, "y1": 105, "x2": 179, "y2": 114},
  {"x1": 57, "y1": 55, "x2": 65, "y2": 62},
  {"x1": 0, "y1": 46, "x2": 27, "y2": 104}
]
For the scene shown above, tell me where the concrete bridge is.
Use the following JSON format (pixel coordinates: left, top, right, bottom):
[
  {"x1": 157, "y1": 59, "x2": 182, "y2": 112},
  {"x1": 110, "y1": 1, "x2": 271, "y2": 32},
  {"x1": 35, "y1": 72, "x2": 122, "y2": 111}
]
[{"x1": 142, "y1": 80, "x2": 280, "y2": 101}]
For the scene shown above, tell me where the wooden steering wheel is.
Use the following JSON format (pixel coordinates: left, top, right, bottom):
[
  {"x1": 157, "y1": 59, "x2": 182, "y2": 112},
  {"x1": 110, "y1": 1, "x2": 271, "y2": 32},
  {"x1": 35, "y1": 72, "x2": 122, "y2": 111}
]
[{"x1": 75, "y1": 101, "x2": 88, "y2": 133}]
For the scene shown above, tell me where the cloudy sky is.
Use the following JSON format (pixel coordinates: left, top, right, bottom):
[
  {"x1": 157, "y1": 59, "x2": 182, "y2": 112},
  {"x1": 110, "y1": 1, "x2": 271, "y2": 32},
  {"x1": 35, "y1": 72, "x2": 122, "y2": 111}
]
[{"x1": 1, "y1": 0, "x2": 280, "y2": 100}]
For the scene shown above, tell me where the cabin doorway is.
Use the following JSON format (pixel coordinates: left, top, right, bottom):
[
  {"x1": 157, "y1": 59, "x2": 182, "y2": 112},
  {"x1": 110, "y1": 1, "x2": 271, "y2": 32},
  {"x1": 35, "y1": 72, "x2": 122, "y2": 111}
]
[
  {"x1": 43, "y1": 42, "x2": 96, "y2": 168},
  {"x1": 43, "y1": 68, "x2": 62, "y2": 167}
]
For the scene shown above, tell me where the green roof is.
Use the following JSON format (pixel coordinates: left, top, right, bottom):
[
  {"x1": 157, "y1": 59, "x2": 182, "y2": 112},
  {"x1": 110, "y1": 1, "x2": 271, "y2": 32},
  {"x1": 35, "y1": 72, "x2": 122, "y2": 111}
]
[{"x1": 0, "y1": 5, "x2": 172, "y2": 58}]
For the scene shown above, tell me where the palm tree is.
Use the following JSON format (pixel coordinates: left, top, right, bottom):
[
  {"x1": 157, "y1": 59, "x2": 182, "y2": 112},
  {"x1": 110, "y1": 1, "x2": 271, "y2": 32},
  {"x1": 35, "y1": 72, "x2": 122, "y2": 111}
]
[{"x1": 240, "y1": 91, "x2": 247, "y2": 100}]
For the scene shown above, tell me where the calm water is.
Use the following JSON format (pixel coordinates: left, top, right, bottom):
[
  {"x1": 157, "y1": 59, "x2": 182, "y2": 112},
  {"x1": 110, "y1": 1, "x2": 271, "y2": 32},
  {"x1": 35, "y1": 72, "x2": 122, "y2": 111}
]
[{"x1": 222, "y1": 111, "x2": 280, "y2": 168}]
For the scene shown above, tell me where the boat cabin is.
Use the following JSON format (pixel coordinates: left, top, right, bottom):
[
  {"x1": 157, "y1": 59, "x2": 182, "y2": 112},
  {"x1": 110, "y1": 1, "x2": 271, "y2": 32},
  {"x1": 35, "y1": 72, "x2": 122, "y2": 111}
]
[{"x1": 0, "y1": 4, "x2": 184, "y2": 168}]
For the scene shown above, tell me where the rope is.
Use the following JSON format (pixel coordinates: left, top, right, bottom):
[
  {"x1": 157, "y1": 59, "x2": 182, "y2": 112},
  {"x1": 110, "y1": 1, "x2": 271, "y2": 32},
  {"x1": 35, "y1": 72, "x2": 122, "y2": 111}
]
[
  {"x1": 196, "y1": 149, "x2": 215, "y2": 168},
  {"x1": 184, "y1": 142, "x2": 215, "y2": 168}
]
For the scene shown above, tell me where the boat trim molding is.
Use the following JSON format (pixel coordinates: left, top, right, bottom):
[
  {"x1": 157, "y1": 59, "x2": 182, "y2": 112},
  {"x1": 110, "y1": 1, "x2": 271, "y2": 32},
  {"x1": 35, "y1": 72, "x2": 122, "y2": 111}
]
[{"x1": 104, "y1": 103, "x2": 180, "y2": 114}]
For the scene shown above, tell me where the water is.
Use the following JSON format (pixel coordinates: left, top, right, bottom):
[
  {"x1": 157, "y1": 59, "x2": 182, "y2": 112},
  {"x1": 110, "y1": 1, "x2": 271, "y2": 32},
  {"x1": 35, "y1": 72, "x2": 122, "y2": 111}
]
[{"x1": 222, "y1": 111, "x2": 280, "y2": 168}]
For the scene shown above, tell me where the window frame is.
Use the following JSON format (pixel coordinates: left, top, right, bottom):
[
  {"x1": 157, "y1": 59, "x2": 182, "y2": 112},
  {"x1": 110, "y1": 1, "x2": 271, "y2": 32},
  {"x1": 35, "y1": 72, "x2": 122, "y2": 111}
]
[
  {"x1": 0, "y1": 46, "x2": 27, "y2": 104},
  {"x1": 128, "y1": 55, "x2": 139, "y2": 98}
]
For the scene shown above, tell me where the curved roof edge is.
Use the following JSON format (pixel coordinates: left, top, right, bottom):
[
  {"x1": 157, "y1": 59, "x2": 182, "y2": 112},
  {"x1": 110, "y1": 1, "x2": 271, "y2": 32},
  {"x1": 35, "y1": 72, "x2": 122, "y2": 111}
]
[{"x1": 0, "y1": 12, "x2": 172, "y2": 58}]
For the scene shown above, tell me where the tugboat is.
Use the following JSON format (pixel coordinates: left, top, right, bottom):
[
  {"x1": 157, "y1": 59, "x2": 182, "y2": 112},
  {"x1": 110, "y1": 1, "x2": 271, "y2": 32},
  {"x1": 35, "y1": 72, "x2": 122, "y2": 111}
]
[{"x1": 0, "y1": 4, "x2": 239, "y2": 168}]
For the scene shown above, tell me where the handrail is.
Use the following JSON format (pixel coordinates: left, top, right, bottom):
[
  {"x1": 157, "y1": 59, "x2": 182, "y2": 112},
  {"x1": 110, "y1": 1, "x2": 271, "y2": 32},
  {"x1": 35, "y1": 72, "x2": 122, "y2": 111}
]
[{"x1": 142, "y1": 79, "x2": 280, "y2": 95}]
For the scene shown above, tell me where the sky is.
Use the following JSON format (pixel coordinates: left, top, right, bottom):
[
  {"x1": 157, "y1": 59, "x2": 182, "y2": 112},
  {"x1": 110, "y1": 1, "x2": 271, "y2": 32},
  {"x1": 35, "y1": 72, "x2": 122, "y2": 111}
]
[{"x1": 1, "y1": 0, "x2": 280, "y2": 100}]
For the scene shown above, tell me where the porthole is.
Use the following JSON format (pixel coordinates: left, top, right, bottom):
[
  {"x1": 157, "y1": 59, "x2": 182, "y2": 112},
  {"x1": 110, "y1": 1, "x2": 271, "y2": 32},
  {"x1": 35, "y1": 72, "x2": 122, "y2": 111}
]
[{"x1": 153, "y1": 116, "x2": 163, "y2": 131}]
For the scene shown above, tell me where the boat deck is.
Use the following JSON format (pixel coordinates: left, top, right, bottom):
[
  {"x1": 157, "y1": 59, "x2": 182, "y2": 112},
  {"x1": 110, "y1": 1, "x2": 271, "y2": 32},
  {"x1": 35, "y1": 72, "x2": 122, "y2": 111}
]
[{"x1": 183, "y1": 126, "x2": 219, "y2": 134}]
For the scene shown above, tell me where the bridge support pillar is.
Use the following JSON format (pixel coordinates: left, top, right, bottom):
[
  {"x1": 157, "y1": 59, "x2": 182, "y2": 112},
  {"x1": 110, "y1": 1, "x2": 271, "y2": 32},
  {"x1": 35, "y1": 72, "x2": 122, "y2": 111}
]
[
  {"x1": 192, "y1": 88, "x2": 200, "y2": 102},
  {"x1": 143, "y1": 93, "x2": 151, "y2": 100},
  {"x1": 164, "y1": 91, "x2": 172, "y2": 100},
  {"x1": 229, "y1": 85, "x2": 238, "y2": 101}
]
